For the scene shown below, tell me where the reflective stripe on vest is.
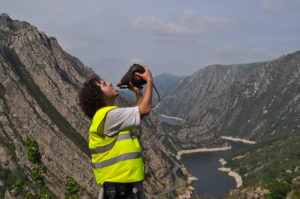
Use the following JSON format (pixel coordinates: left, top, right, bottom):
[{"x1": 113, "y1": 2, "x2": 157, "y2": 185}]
[
  {"x1": 89, "y1": 133, "x2": 137, "y2": 154},
  {"x1": 92, "y1": 151, "x2": 142, "y2": 169}
]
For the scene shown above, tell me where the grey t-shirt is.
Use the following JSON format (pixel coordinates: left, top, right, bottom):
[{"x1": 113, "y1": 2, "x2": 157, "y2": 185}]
[{"x1": 104, "y1": 106, "x2": 140, "y2": 137}]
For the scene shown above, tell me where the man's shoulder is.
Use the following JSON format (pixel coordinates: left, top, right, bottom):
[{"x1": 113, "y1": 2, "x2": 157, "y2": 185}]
[{"x1": 107, "y1": 106, "x2": 139, "y2": 116}]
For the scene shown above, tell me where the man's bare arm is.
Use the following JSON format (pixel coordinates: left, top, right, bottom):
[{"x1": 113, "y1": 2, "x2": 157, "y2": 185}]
[
  {"x1": 129, "y1": 82, "x2": 143, "y2": 106},
  {"x1": 134, "y1": 65, "x2": 153, "y2": 116}
]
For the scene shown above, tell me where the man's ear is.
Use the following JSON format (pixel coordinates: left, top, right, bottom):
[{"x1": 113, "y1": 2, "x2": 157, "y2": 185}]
[{"x1": 95, "y1": 80, "x2": 101, "y2": 87}]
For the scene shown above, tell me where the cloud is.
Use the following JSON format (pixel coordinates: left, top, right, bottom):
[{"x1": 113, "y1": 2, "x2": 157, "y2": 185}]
[
  {"x1": 225, "y1": 0, "x2": 250, "y2": 3},
  {"x1": 194, "y1": 41, "x2": 205, "y2": 46},
  {"x1": 249, "y1": 47, "x2": 275, "y2": 57},
  {"x1": 215, "y1": 45, "x2": 240, "y2": 55},
  {"x1": 262, "y1": 0, "x2": 282, "y2": 12},
  {"x1": 216, "y1": 45, "x2": 275, "y2": 57},
  {"x1": 129, "y1": 58, "x2": 144, "y2": 64},
  {"x1": 133, "y1": 10, "x2": 232, "y2": 40},
  {"x1": 214, "y1": 45, "x2": 277, "y2": 64},
  {"x1": 262, "y1": 0, "x2": 300, "y2": 14}
]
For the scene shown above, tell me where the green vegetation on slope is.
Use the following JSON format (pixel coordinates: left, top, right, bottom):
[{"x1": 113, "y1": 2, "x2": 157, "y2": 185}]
[
  {"x1": 64, "y1": 176, "x2": 81, "y2": 199},
  {"x1": 224, "y1": 131, "x2": 300, "y2": 198},
  {"x1": 0, "y1": 137, "x2": 52, "y2": 198},
  {"x1": 25, "y1": 137, "x2": 42, "y2": 165}
]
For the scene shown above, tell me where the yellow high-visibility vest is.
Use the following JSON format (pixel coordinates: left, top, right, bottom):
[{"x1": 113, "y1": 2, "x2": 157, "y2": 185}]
[{"x1": 89, "y1": 106, "x2": 144, "y2": 185}]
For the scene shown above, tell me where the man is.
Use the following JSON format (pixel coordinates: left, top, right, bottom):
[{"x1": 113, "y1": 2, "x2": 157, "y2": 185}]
[{"x1": 78, "y1": 64, "x2": 153, "y2": 199}]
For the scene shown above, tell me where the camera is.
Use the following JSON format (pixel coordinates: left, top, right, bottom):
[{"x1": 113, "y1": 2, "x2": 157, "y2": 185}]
[{"x1": 117, "y1": 64, "x2": 147, "y2": 89}]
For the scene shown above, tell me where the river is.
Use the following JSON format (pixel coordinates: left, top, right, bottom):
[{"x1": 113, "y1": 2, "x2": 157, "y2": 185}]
[{"x1": 180, "y1": 141, "x2": 247, "y2": 198}]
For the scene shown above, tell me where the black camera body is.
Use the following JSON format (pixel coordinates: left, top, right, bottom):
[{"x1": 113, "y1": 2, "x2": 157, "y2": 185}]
[
  {"x1": 117, "y1": 64, "x2": 147, "y2": 89},
  {"x1": 117, "y1": 64, "x2": 161, "y2": 107}
]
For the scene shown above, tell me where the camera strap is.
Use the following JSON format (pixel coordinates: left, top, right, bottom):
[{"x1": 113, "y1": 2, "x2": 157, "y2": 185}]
[{"x1": 151, "y1": 83, "x2": 161, "y2": 109}]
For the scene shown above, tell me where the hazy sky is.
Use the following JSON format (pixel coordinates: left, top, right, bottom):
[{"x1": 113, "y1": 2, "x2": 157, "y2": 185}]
[{"x1": 2, "y1": 0, "x2": 300, "y2": 83}]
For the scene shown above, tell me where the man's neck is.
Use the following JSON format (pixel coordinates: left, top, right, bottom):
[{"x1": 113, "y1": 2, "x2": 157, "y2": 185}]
[{"x1": 105, "y1": 98, "x2": 115, "y2": 106}]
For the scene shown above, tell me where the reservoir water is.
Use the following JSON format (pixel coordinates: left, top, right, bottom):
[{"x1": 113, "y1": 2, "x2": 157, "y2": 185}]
[
  {"x1": 158, "y1": 115, "x2": 248, "y2": 198},
  {"x1": 180, "y1": 141, "x2": 247, "y2": 198},
  {"x1": 160, "y1": 115, "x2": 182, "y2": 125}
]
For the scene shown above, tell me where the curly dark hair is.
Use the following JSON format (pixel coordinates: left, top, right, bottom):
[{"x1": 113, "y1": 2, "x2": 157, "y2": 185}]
[{"x1": 78, "y1": 75, "x2": 105, "y2": 119}]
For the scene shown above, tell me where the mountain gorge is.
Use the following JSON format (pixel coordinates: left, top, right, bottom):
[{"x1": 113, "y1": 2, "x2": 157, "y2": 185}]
[
  {"x1": 1, "y1": 13, "x2": 300, "y2": 199},
  {"x1": 158, "y1": 52, "x2": 300, "y2": 147},
  {"x1": 157, "y1": 47, "x2": 300, "y2": 198},
  {"x1": 0, "y1": 14, "x2": 189, "y2": 199}
]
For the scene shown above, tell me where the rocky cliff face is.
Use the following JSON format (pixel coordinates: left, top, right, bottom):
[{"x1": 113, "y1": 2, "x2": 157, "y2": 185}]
[
  {"x1": 0, "y1": 14, "x2": 187, "y2": 198},
  {"x1": 159, "y1": 52, "x2": 300, "y2": 145},
  {"x1": 158, "y1": 63, "x2": 263, "y2": 120}
]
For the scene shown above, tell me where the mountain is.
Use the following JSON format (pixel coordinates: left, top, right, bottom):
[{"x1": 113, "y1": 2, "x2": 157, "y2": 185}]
[
  {"x1": 158, "y1": 62, "x2": 264, "y2": 120},
  {"x1": 153, "y1": 73, "x2": 186, "y2": 96},
  {"x1": 158, "y1": 52, "x2": 300, "y2": 147},
  {"x1": 0, "y1": 14, "x2": 190, "y2": 198}
]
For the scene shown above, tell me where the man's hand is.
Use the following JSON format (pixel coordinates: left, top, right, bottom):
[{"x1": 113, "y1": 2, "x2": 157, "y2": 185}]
[
  {"x1": 133, "y1": 64, "x2": 153, "y2": 116},
  {"x1": 129, "y1": 82, "x2": 143, "y2": 106},
  {"x1": 134, "y1": 64, "x2": 153, "y2": 83},
  {"x1": 128, "y1": 82, "x2": 141, "y2": 95}
]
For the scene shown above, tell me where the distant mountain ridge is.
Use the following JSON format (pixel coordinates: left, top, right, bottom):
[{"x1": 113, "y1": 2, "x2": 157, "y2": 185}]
[
  {"x1": 154, "y1": 73, "x2": 186, "y2": 95},
  {"x1": 158, "y1": 62, "x2": 264, "y2": 119},
  {"x1": 158, "y1": 52, "x2": 299, "y2": 147}
]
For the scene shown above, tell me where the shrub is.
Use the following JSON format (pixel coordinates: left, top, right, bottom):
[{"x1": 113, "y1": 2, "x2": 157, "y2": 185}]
[
  {"x1": 64, "y1": 176, "x2": 81, "y2": 198},
  {"x1": 24, "y1": 191, "x2": 34, "y2": 199},
  {"x1": 25, "y1": 137, "x2": 41, "y2": 164},
  {"x1": 292, "y1": 181, "x2": 300, "y2": 198},
  {"x1": 38, "y1": 186, "x2": 51, "y2": 199},
  {"x1": 31, "y1": 167, "x2": 45, "y2": 186},
  {"x1": 267, "y1": 181, "x2": 291, "y2": 199}
]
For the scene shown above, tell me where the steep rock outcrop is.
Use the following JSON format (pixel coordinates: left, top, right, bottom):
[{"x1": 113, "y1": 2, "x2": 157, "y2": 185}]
[{"x1": 194, "y1": 52, "x2": 300, "y2": 140}]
